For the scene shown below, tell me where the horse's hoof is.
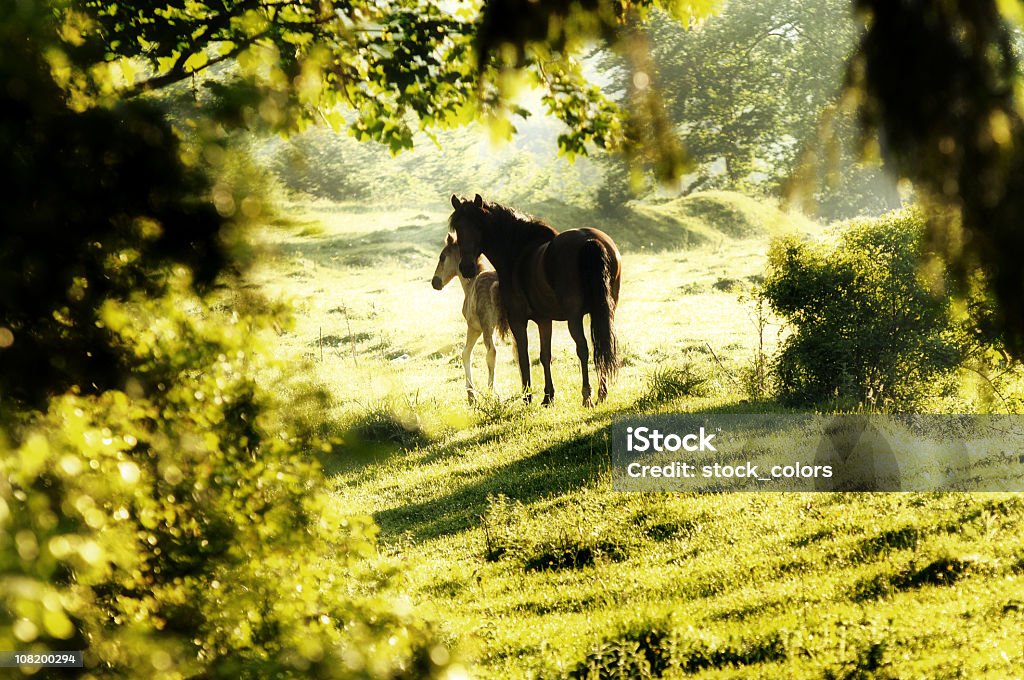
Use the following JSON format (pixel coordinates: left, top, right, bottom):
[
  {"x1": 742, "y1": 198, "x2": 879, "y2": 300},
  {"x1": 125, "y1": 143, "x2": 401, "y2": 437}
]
[
  {"x1": 542, "y1": 394, "x2": 555, "y2": 407},
  {"x1": 467, "y1": 390, "x2": 476, "y2": 405},
  {"x1": 583, "y1": 396, "x2": 594, "y2": 408},
  {"x1": 523, "y1": 392, "x2": 532, "y2": 404}
]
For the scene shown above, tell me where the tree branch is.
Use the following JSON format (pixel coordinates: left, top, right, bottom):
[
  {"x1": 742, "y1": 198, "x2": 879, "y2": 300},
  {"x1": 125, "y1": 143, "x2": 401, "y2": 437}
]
[{"x1": 122, "y1": 39, "x2": 254, "y2": 97}]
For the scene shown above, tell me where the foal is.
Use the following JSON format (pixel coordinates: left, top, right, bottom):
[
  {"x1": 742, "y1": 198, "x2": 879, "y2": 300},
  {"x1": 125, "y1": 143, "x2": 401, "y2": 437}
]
[{"x1": 432, "y1": 233, "x2": 508, "y2": 403}]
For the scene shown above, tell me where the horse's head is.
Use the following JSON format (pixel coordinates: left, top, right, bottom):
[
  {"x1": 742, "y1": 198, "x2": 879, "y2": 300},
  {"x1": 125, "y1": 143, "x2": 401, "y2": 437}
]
[
  {"x1": 431, "y1": 233, "x2": 461, "y2": 290},
  {"x1": 448, "y1": 193, "x2": 486, "y2": 279}
]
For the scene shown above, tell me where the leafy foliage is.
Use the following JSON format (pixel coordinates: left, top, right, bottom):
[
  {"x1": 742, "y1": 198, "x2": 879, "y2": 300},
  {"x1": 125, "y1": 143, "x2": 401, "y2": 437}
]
[
  {"x1": 0, "y1": 286, "x2": 450, "y2": 678},
  {"x1": 846, "y1": 0, "x2": 1024, "y2": 356},
  {"x1": 62, "y1": 0, "x2": 717, "y2": 167},
  {"x1": 0, "y1": 3, "x2": 230, "y2": 407},
  {"x1": 762, "y1": 209, "x2": 963, "y2": 407}
]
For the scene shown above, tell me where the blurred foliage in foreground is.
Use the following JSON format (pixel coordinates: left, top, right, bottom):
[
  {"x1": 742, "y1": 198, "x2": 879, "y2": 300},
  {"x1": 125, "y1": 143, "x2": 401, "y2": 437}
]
[
  {"x1": 0, "y1": 1, "x2": 229, "y2": 407},
  {"x1": 1, "y1": 286, "x2": 451, "y2": 678},
  {"x1": 846, "y1": 0, "x2": 1024, "y2": 357},
  {"x1": 0, "y1": 4, "x2": 452, "y2": 677}
]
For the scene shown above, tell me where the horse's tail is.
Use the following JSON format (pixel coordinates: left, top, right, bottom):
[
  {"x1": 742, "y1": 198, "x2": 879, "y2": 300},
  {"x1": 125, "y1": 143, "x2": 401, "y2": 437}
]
[{"x1": 580, "y1": 239, "x2": 618, "y2": 383}]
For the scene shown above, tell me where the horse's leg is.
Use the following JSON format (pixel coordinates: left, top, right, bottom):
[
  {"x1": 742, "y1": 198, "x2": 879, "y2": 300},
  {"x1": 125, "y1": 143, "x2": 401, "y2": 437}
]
[
  {"x1": 482, "y1": 327, "x2": 497, "y2": 392},
  {"x1": 567, "y1": 316, "x2": 593, "y2": 407},
  {"x1": 537, "y1": 319, "x2": 555, "y2": 406},
  {"x1": 509, "y1": 319, "x2": 532, "y2": 403},
  {"x1": 464, "y1": 327, "x2": 481, "y2": 404}
]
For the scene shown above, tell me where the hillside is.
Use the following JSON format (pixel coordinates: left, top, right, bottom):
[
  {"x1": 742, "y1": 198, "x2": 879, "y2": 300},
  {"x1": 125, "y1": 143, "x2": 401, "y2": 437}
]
[
  {"x1": 247, "y1": 197, "x2": 1024, "y2": 678},
  {"x1": 557, "y1": 191, "x2": 818, "y2": 251},
  {"x1": 270, "y1": 190, "x2": 819, "y2": 271}
]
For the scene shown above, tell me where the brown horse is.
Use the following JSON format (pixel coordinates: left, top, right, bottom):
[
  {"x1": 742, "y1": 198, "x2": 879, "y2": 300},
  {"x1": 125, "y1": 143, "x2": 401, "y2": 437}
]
[
  {"x1": 447, "y1": 194, "x2": 621, "y2": 406},
  {"x1": 431, "y1": 233, "x2": 508, "y2": 404}
]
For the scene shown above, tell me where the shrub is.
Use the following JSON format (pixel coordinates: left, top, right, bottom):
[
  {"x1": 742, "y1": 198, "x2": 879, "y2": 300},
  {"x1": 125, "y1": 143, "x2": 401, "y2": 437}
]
[
  {"x1": 635, "y1": 363, "x2": 712, "y2": 409},
  {"x1": 762, "y1": 209, "x2": 962, "y2": 407},
  {"x1": 347, "y1": 400, "x2": 429, "y2": 451},
  {"x1": 0, "y1": 287, "x2": 450, "y2": 678},
  {"x1": 567, "y1": 628, "x2": 787, "y2": 679},
  {"x1": 0, "y1": 3, "x2": 231, "y2": 408}
]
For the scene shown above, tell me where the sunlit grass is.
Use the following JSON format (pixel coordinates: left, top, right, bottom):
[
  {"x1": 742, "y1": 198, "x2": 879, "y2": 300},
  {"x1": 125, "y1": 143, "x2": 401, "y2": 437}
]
[{"x1": 250, "y1": 195, "x2": 1024, "y2": 678}]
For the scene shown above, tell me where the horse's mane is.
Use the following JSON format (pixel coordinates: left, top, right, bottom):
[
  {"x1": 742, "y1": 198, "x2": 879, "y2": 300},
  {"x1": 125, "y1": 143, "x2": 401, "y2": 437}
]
[
  {"x1": 487, "y1": 201, "x2": 558, "y2": 241},
  {"x1": 449, "y1": 198, "x2": 558, "y2": 242}
]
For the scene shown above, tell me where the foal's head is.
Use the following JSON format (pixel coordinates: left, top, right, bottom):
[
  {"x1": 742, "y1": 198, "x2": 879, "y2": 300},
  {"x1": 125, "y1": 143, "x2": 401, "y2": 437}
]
[
  {"x1": 448, "y1": 193, "x2": 487, "y2": 279},
  {"x1": 431, "y1": 233, "x2": 462, "y2": 290}
]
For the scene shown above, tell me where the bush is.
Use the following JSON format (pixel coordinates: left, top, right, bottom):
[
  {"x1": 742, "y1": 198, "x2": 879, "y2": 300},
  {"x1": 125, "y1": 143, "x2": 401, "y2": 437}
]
[
  {"x1": 0, "y1": 4, "x2": 230, "y2": 408},
  {"x1": 762, "y1": 209, "x2": 962, "y2": 407},
  {"x1": 0, "y1": 287, "x2": 451, "y2": 678}
]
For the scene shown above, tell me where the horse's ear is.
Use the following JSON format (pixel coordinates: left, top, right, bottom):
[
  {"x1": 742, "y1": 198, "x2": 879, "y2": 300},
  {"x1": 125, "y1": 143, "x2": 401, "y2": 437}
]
[
  {"x1": 473, "y1": 194, "x2": 483, "y2": 208},
  {"x1": 451, "y1": 194, "x2": 461, "y2": 210},
  {"x1": 446, "y1": 232, "x2": 455, "y2": 245}
]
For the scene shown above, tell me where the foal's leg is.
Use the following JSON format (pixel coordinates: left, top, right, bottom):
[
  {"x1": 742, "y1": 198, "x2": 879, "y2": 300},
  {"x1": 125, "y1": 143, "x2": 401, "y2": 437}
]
[
  {"x1": 509, "y1": 320, "x2": 532, "y2": 403},
  {"x1": 464, "y1": 327, "x2": 481, "y2": 404},
  {"x1": 482, "y1": 327, "x2": 497, "y2": 391},
  {"x1": 537, "y1": 319, "x2": 555, "y2": 406},
  {"x1": 567, "y1": 316, "x2": 592, "y2": 407}
]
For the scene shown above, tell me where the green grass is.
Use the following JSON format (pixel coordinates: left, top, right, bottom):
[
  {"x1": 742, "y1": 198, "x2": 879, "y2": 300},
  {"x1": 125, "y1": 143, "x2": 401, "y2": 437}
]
[{"x1": 250, "y1": 193, "x2": 1024, "y2": 678}]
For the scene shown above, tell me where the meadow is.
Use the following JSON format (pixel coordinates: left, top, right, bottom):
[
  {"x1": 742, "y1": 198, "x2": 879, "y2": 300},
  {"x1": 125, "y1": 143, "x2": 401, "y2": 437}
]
[{"x1": 247, "y1": 192, "x2": 1024, "y2": 678}]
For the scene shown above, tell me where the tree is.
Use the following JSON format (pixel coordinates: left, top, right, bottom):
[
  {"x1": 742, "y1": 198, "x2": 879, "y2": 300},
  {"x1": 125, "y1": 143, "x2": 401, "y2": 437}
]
[
  {"x1": 0, "y1": 2, "x2": 227, "y2": 406},
  {"x1": 62, "y1": 0, "x2": 715, "y2": 164},
  {"x1": 846, "y1": 0, "x2": 1024, "y2": 356},
  {"x1": 591, "y1": 0, "x2": 900, "y2": 217},
  {"x1": 654, "y1": 0, "x2": 857, "y2": 192}
]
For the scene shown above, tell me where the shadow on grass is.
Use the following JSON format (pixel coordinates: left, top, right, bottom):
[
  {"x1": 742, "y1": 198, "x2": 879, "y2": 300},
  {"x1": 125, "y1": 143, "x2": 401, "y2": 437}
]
[
  {"x1": 851, "y1": 555, "x2": 980, "y2": 601},
  {"x1": 339, "y1": 398, "x2": 772, "y2": 543},
  {"x1": 329, "y1": 400, "x2": 614, "y2": 478},
  {"x1": 320, "y1": 417, "x2": 520, "y2": 478},
  {"x1": 371, "y1": 424, "x2": 611, "y2": 542},
  {"x1": 317, "y1": 404, "x2": 430, "y2": 476}
]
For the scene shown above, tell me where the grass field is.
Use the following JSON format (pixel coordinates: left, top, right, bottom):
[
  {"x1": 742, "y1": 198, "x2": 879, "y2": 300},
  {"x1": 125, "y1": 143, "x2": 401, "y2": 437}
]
[{"x1": 250, "y1": 193, "x2": 1024, "y2": 678}]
